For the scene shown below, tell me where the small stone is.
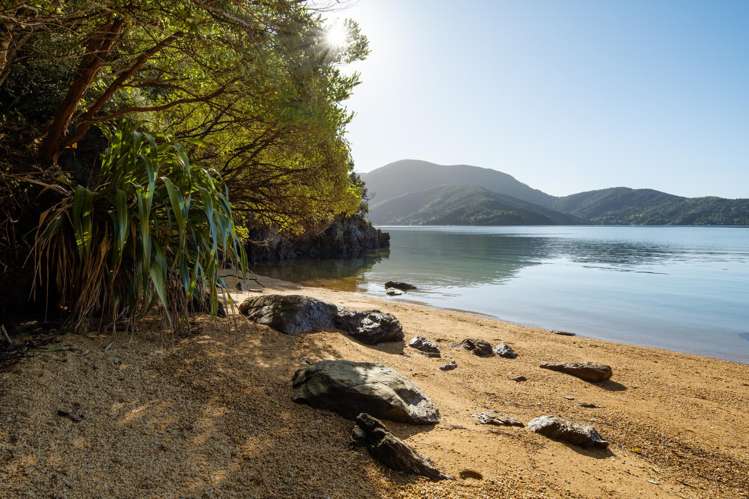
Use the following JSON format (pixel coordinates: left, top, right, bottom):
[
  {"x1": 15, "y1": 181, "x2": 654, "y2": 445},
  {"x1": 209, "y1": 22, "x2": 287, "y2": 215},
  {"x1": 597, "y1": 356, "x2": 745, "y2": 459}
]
[
  {"x1": 494, "y1": 343, "x2": 517, "y2": 359},
  {"x1": 579, "y1": 402, "x2": 599, "y2": 408},
  {"x1": 540, "y1": 362, "x2": 613, "y2": 382},
  {"x1": 385, "y1": 288, "x2": 404, "y2": 296},
  {"x1": 510, "y1": 375, "x2": 527, "y2": 382},
  {"x1": 456, "y1": 338, "x2": 493, "y2": 357},
  {"x1": 384, "y1": 281, "x2": 417, "y2": 291},
  {"x1": 459, "y1": 469, "x2": 483, "y2": 480},
  {"x1": 408, "y1": 336, "x2": 441, "y2": 358},
  {"x1": 551, "y1": 330, "x2": 576, "y2": 336},
  {"x1": 475, "y1": 411, "x2": 524, "y2": 427},
  {"x1": 527, "y1": 415, "x2": 609, "y2": 449},
  {"x1": 564, "y1": 395, "x2": 575, "y2": 400},
  {"x1": 439, "y1": 360, "x2": 458, "y2": 371}
]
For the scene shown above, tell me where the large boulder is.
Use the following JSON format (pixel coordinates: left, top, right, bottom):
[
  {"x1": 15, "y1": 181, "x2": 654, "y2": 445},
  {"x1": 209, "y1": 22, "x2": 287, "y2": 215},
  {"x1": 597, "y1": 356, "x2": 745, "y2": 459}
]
[
  {"x1": 540, "y1": 362, "x2": 613, "y2": 383},
  {"x1": 527, "y1": 415, "x2": 609, "y2": 449},
  {"x1": 292, "y1": 360, "x2": 440, "y2": 424},
  {"x1": 334, "y1": 309, "x2": 404, "y2": 344},
  {"x1": 238, "y1": 295, "x2": 337, "y2": 334},
  {"x1": 352, "y1": 413, "x2": 449, "y2": 480}
]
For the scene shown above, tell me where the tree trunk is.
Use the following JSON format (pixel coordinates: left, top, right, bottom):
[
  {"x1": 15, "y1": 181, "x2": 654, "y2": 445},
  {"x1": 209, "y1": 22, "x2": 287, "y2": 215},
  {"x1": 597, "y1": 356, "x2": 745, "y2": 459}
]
[{"x1": 40, "y1": 17, "x2": 125, "y2": 165}]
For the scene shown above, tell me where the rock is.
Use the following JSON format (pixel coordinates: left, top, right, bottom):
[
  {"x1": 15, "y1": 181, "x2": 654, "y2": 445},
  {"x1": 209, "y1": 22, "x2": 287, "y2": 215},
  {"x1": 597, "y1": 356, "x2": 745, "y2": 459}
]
[
  {"x1": 439, "y1": 360, "x2": 458, "y2": 371},
  {"x1": 540, "y1": 362, "x2": 613, "y2": 382},
  {"x1": 475, "y1": 411, "x2": 524, "y2": 427},
  {"x1": 551, "y1": 330, "x2": 576, "y2": 336},
  {"x1": 384, "y1": 281, "x2": 417, "y2": 292},
  {"x1": 579, "y1": 402, "x2": 599, "y2": 409},
  {"x1": 510, "y1": 375, "x2": 527, "y2": 382},
  {"x1": 494, "y1": 343, "x2": 517, "y2": 359},
  {"x1": 56, "y1": 403, "x2": 84, "y2": 423},
  {"x1": 352, "y1": 413, "x2": 449, "y2": 480},
  {"x1": 239, "y1": 295, "x2": 337, "y2": 335},
  {"x1": 528, "y1": 415, "x2": 609, "y2": 449},
  {"x1": 457, "y1": 338, "x2": 493, "y2": 357},
  {"x1": 408, "y1": 336, "x2": 441, "y2": 357},
  {"x1": 459, "y1": 469, "x2": 483, "y2": 480},
  {"x1": 292, "y1": 360, "x2": 440, "y2": 424},
  {"x1": 385, "y1": 287, "x2": 404, "y2": 296},
  {"x1": 334, "y1": 309, "x2": 404, "y2": 344}
]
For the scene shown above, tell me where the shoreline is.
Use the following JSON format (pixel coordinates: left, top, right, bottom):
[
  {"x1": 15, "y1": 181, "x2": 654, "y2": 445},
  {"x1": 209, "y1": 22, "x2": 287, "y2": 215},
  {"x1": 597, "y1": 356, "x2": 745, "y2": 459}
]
[{"x1": 1, "y1": 276, "x2": 747, "y2": 497}]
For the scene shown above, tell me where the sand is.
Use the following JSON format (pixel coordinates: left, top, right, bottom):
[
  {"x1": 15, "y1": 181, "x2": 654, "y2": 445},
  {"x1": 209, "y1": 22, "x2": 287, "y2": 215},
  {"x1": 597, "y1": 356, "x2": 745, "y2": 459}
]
[{"x1": 1, "y1": 277, "x2": 748, "y2": 498}]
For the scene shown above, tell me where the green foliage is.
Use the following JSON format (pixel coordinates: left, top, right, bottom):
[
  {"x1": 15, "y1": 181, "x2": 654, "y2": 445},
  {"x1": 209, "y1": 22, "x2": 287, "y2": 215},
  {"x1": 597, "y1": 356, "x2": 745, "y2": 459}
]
[{"x1": 31, "y1": 125, "x2": 246, "y2": 331}]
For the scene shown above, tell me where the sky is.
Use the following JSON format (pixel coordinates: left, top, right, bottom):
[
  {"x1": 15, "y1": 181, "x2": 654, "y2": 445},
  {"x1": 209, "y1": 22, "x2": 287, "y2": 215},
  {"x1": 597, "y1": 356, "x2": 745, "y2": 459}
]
[{"x1": 326, "y1": 0, "x2": 749, "y2": 198}]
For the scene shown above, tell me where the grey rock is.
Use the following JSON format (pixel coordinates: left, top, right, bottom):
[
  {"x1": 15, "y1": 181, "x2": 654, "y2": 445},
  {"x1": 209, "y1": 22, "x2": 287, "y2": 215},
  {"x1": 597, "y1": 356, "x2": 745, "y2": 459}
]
[
  {"x1": 408, "y1": 336, "x2": 441, "y2": 357},
  {"x1": 385, "y1": 287, "x2": 404, "y2": 296},
  {"x1": 457, "y1": 338, "x2": 493, "y2": 357},
  {"x1": 474, "y1": 411, "x2": 524, "y2": 427},
  {"x1": 292, "y1": 360, "x2": 440, "y2": 424},
  {"x1": 494, "y1": 343, "x2": 517, "y2": 359},
  {"x1": 352, "y1": 413, "x2": 449, "y2": 480},
  {"x1": 551, "y1": 330, "x2": 576, "y2": 336},
  {"x1": 527, "y1": 415, "x2": 609, "y2": 449},
  {"x1": 239, "y1": 295, "x2": 337, "y2": 335},
  {"x1": 439, "y1": 360, "x2": 458, "y2": 371},
  {"x1": 335, "y1": 309, "x2": 404, "y2": 344},
  {"x1": 540, "y1": 362, "x2": 613, "y2": 382},
  {"x1": 384, "y1": 281, "x2": 417, "y2": 291}
]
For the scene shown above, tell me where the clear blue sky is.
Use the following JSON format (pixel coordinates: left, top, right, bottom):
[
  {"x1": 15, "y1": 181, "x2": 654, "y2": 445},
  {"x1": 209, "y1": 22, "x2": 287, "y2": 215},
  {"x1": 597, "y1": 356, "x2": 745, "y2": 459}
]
[{"x1": 328, "y1": 0, "x2": 749, "y2": 198}]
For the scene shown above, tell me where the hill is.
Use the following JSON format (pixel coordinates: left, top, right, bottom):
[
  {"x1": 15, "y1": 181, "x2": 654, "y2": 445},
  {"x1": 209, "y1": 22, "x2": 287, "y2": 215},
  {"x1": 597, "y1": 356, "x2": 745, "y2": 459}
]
[
  {"x1": 368, "y1": 185, "x2": 581, "y2": 226},
  {"x1": 364, "y1": 160, "x2": 749, "y2": 225}
]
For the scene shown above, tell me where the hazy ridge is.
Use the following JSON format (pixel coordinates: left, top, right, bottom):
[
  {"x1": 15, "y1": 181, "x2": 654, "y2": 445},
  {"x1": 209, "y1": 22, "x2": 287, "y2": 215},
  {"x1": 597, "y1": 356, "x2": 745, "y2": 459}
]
[{"x1": 365, "y1": 160, "x2": 749, "y2": 225}]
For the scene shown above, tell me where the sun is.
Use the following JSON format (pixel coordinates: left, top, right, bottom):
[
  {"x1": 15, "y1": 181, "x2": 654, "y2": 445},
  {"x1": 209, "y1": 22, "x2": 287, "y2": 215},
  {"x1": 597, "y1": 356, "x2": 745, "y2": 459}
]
[{"x1": 325, "y1": 20, "x2": 349, "y2": 49}]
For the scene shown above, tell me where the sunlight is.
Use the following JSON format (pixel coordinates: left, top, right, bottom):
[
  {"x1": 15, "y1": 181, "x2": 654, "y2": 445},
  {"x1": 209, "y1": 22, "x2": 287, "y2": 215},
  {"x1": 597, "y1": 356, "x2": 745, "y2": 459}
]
[{"x1": 325, "y1": 20, "x2": 348, "y2": 49}]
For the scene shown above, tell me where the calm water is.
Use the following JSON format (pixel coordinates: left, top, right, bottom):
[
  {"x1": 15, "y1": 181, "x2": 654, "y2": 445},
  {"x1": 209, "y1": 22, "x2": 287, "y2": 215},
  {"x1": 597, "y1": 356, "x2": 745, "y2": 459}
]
[{"x1": 256, "y1": 226, "x2": 749, "y2": 363}]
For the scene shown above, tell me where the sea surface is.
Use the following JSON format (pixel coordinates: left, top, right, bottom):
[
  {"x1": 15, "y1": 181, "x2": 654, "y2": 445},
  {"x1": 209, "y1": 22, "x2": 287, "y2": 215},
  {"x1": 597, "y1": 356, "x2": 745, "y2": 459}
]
[{"x1": 255, "y1": 226, "x2": 749, "y2": 363}]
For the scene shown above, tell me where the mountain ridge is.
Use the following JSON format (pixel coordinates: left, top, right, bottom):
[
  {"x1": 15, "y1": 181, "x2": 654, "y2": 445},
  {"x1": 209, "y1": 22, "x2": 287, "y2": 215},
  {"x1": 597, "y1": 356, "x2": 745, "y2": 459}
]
[{"x1": 364, "y1": 160, "x2": 749, "y2": 226}]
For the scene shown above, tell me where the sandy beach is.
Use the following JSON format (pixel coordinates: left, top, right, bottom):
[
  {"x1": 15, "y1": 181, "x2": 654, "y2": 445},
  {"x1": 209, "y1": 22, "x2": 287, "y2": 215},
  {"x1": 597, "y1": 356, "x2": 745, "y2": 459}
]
[{"x1": 1, "y1": 277, "x2": 747, "y2": 498}]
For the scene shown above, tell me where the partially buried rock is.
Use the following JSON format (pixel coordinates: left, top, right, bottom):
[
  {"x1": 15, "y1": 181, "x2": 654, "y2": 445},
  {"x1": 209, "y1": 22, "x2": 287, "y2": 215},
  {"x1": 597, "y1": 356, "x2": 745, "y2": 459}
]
[
  {"x1": 439, "y1": 360, "x2": 458, "y2": 371},
  {"x1": 510, "y1": 375, "x2": 527, "y2": 382},
  {"x1": 457, "y1": 338, "x2": 493, "y2": 357},
  {"x1": 494, "y1": 343, "x2": 517, "y2": 359},
  {"x1": 239, "y1": 294, "x2": 337, "y2": 335},
  {"x1": 352, "y1": 413, "x2": 449, "y2": 480},
  {"x1": 527, "y1": 415, "x2": 609, "y2": 449},
  {"x1": 475, "y1": 411, "x2": 523, "y2": 427},
  {"x1": 385, "y1": 287, "x2": 404, "y2": 296},
  {"x1": 292, "y1": 360, "x2": 440, "y2": 424},
  {"x1": 408, "y1": 336, "x2": 441, "y2": 357},
  {"x1": 384, "y1": 281, "x2": 417, "y2": 292},
  {"x1": 334, "y1": 309, "x2": 404, "y2": 345},
  {"x1": 540, "y1": 362, "x2": 613, "y2": 382}
]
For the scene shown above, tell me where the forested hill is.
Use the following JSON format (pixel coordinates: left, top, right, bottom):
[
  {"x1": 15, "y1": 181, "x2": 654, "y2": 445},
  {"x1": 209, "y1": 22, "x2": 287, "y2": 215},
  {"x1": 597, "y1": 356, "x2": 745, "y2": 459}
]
[{"x1": 364, "y1": 160, "x2": 749, "y2": 226}]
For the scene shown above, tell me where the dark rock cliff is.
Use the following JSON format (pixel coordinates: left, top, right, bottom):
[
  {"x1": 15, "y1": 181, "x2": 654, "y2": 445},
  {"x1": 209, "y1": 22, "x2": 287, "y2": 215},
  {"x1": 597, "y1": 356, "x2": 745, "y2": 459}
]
[{"x1": 246, "y1": 215, "x2": 389, "y2": 263}]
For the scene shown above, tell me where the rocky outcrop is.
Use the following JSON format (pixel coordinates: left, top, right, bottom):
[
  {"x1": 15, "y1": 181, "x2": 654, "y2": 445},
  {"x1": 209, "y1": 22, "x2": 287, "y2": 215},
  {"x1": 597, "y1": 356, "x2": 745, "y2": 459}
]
[
  {"x1": 527, "y1": 415, "x2": 609, "y2": 449},
  {"x1": 384, "y1": 281, "x2": 417, "y2": 292},
  {"x1": 246, "y1": 215, "x2": 389, "y2": 263},
  {"x1": 239, "y1": 295, "x2": 403, "y2": 344},
  {"x1": 474, "y1": 411, "x2": 523, "y2": 427},
  {"x1": 457, "y1": 338, "x2": 494, "y2": 357},
  {"x1": 540, "y1": 362, "x2": 613, "y2": 382},
  {"x1": 408, "y1": 336, "x2": 441, "y2": 357},
  {"x1": 352, "y1": 413, "x2": 449, "y2": 480},
  {"x1": 334, "y1": 309, "x2": 404, "y2": 344},
  {"x1": 239, "y1": 295, "x2": 337, "y2": 335},
  {"x1": 291, "y1": 360, "x2": 440, "y2": 424},
  {"x1": 494, "y1": 343, "x2": 517, "y2": 359}
]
